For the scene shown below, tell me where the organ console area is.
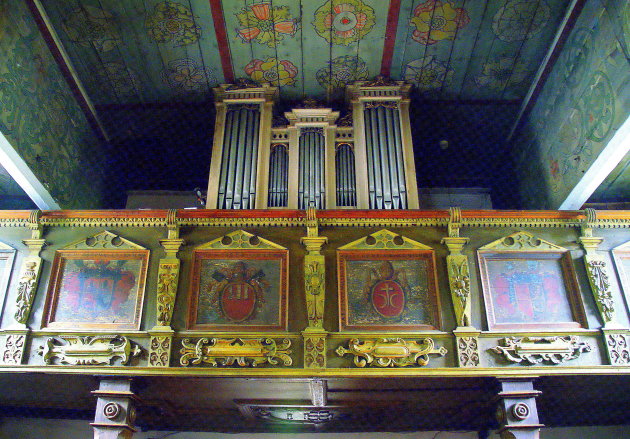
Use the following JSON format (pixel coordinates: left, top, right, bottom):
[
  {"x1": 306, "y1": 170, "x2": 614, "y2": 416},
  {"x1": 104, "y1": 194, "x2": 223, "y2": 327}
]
[{"x1": 206, "y1": 79, "x2": 420, "y2": 210}]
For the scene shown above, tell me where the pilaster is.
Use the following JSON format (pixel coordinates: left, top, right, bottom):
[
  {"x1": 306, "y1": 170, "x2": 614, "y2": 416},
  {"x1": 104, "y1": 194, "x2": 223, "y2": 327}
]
[
  {"x1": 495, "y1": 379, "x2": 543, "y2": 439},
  {"x1": 91, "y1": 378, "x2": 139, "y2": 439},
  {"x1": 149, "y1": 210, "x2": 184, "y2": 367},
  {"x1": 301, "y1": 208, "x2": 328, "y2": 368}
]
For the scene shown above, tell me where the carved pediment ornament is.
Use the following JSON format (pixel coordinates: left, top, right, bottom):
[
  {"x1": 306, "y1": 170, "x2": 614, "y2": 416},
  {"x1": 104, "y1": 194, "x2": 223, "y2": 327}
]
[
  {"x1": 336, "y1": 337, "x2": 447, "y2": 367},
  {"x1": 479, "y1": 231, "x2": 566, "y2": 252},
  {"x1": 492, "y1": 336, "x2": 591, "y2": 365},
  {"x1": 64, "y1": 231, "x2": 146, "y2": 251},
  {"x1": 38, "y1": 335, "x2": 141, "y2": 366},
  {"x1": 197, "y1": 230, "x2": 286, "y2": 250},
  {"x1": 364, "y1": 75, "x2": 398, "y2": 87},
  {"x1": 180, "y1": 338, "x2": 292, "y2": 367},
  {"x1": 338, "y1": 229, "x2": 432, "y2": 251},
  {"x1": 225, "y1": 77, "x2": 260, "y2": 90}
]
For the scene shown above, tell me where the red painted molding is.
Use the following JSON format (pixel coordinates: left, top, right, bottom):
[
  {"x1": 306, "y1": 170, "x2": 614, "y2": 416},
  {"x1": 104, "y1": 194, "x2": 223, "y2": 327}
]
[
  {"x1": 381, "y1": 0, "x2": 402, "y2": 76},
  {"x1": 209, "y1": 0, "x2": 235, "y2": 82}
]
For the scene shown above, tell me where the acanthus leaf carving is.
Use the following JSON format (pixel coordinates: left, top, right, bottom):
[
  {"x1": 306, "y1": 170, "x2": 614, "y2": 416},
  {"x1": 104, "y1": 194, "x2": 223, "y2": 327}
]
[
  {"x1": 179, "y1": 338, "x2": 292, "y2": 367},
  {"x1": 156, "y1": 262, "x2": 180, "y2": 327},
  {"x1": 38, "y1": 335, "x2": 142, "y2": 366},
  {"x1": 491, "y1": 336, "x2": 591, "y2": 365},
  {"x1": 585, "y1": 259, "x2": 615, "y2": 322},
  {"x1": 14, "y1": 260, "x2": 40, "y2": 324},
  {"x1": 336, "y1": 337, "x2": 447, "y2": 368}
]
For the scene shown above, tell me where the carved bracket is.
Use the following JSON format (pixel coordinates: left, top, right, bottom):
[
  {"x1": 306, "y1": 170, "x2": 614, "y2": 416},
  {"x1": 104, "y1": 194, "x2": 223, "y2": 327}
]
[
  {"x1": 336, "y1": 337, "x2": 447, "y2": 367},
  {"x1": 39, "y1": 335, "x2": 141, "y2": 366},
  {"x1": 180, "y1": 338, "x2": 293, "y2": 367},
  {"x1": 492, "y1": 336, "x2": 591, "y2": 365}
]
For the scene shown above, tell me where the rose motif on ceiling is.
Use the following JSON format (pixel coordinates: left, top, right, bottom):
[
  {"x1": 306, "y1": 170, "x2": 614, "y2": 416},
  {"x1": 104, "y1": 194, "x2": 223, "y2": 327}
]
[
  {"x1": 162, "y1": 58, "x2": 216, "y2": 91},
  {"x1": 492, "y1": 0, "x2": 550, "y2": 42},
  {"x1": 315, "y1": 55, "x2": 369, "y2": 92},
  {"x1": 313, "y1": 0, "x2": 375, "y2": 46},
  {"x1": 236, "y1": 2, "x2": 299, "y2": 47},
  {"x1": 95, "y1": 62, "x2": 141, "y2": 100},
  {"x1": 145, "y1": 1, "x2": 201, "y2": 47},
  {"x1": 61, "y1": 5, "x2": 120, "y2": 52},
  {"x1": 244, "y1": 58, "x2": 298, "y2": 87},
  {"x1": 403, "y1": 56, "x2": 453, "y2": 92},
  {"x1": 410, "y1": 0, "x2": 470, "y2": 45},
  {"x1": 475, "y1": 56, "x2": 530, "y2": 91}
]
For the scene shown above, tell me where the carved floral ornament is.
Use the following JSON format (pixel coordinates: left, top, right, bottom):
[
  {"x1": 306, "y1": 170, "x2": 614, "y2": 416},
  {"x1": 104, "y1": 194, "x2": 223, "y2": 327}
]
[
  {"x1": 336, "y1": 337, "x2": 447, "y2": 367},
  {"x1": 492, "y1": 336, "x2": 591, "y2": 365},
  {"x1": 180, "y1": 337, "x2": 292, "y2": 367},
  {"x1": 338, "y1": 229, "x2": 432, "y2": 251},
  {"x1": 38, "y1": 335, "x2": 142, "y2": 366}
]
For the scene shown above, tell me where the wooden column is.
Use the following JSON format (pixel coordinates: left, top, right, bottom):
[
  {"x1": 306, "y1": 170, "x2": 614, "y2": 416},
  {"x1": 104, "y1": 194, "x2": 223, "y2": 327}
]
[
  {"x1": 495, "y1": 379, "x2": 543, "y2": 439},
  {"x1": 91, "y1": 378, "x2": 139, "y2": 439}
]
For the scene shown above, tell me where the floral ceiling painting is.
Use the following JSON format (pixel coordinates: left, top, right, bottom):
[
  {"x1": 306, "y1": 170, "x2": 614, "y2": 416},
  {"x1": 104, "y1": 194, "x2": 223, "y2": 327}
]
[{"x1": 39, "y1": 0, "x2": 573, "y2": 104}]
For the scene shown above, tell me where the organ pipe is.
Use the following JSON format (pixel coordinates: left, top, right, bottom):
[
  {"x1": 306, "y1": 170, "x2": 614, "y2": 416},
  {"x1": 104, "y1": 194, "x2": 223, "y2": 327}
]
[
  {"x1": 268, "y1": 144, "x2": 288, "y2": 207},
  {"x1": 298, "y1": 128, "x2": 326, "y2": 209}
]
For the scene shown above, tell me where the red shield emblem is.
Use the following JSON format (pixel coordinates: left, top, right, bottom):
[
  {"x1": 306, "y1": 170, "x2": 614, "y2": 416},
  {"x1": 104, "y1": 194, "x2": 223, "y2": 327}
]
[
  {"x1": 371, "y1": 280, "x2": 405, "y2": 317},
  {"x1": 221, "y1": 281, "x2": 257, "y2": 322}
]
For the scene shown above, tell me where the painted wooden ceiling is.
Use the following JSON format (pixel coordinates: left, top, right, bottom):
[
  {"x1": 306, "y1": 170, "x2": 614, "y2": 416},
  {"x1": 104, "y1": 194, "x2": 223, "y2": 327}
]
[{"x1": 40, "y1": 0, "x2": 572, "y2": 106}]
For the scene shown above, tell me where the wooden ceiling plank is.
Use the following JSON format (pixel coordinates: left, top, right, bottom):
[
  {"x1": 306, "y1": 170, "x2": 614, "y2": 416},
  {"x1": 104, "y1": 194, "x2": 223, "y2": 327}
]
[
  {"x1": 437, "y1": 0, "x2": 469, "y2": 99},
  {"x1": 457, "y1": 0, "x2": 508, "y2": 100},
  {"x1": 191, "y1": 0, "x2": 226, "y2": 87},
  {"x1": 388, "y1": 0, "x2": 417, "y2": 80}
]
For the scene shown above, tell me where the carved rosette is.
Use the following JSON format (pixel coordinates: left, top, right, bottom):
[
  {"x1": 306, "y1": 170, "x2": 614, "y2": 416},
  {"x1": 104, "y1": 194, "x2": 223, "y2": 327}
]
[
  {"x1": 304, "y1": 333, "x2": 327, "y2": 369},
  {"x1": 585, "y1": 259, "x2": 615, "y2": 323},
  {"x1": 604, "y1": 332, "x2": 630, "y2": 365},
  {"x1": 336, "y1": 337, "x2": 447, "y2": 367},
  {"x1": 38, "y1": 335, "x2": 142, "y2": 366},
  {"x1": 456, "y1": 336, "x2": 480, "y2": 367},
  {"x1": 149, "y1": 335, "x2": 172, "y2": 367},
  {"x1": 179, "y1": 338, "x2": 293, "y2": 367},
  {"x1": 2, "y1": 334, "x2": 26, "y2": 365},
  {"x1": 492, "y1": 336, "x2": 591, "y2": 365},
  {"x1": 156, "y1": 262, "x2": 180, "y2": 326}
]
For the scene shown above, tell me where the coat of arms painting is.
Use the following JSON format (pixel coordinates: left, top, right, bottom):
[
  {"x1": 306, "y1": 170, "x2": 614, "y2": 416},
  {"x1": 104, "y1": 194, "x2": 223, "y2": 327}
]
[
  {"x1": 338, "y1": 251, "x2": 440, "y2": 331},
  {"x1": 43, "y1": 250, "x2": 149, "y2": 330},
  {"x1": 188, "y1": 250, "x2": 288, "y2": 331}
]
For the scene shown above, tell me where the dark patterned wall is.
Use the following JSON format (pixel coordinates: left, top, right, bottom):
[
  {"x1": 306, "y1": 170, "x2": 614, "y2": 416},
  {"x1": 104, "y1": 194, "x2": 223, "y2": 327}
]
[{"x1": 0, "y1": 0, "x2": 106, "y2": 208}]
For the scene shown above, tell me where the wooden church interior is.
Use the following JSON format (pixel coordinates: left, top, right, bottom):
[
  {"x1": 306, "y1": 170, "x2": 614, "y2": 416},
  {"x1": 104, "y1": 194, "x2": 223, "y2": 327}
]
[{"x1": 0, "y1": 0, "x2": 629, "y2": 438}]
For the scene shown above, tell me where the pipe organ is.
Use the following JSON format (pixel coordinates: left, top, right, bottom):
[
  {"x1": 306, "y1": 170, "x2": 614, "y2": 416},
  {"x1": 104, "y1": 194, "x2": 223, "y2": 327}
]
[{"x1": 206, "y1": 79, "x2": 419, "y2": 209}]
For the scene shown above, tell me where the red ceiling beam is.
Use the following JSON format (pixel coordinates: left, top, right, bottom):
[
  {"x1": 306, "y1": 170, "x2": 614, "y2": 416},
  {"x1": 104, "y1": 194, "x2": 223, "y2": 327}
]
[
  {"x1": 381, "y1": 0, "x2": 402, "y2": 77},
  {"x1": 209, "y1": 0, "x2": 235, "y2": 83}
]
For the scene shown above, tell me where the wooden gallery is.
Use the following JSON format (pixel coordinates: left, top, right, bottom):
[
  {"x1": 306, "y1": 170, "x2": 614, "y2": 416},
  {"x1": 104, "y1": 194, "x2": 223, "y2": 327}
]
[{"x1": 0, "y1": 1, "x2": 629, "y2": 438}]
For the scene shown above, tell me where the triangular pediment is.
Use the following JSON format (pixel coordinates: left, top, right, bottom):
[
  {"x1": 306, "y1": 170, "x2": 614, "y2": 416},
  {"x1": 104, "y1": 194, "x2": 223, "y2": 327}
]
[
  {"x1": 613, "y1": 240, "x2": 630, "y2": 252},
  {"x1": 197, "y1": 230, "x2": 285, "y2": 250},
  {"x1": 63, "y1": 231, "x2": 146, "y2": 250},
  {"x1": 338, "y1": 229, "x2": 432, "y2": 250},
  {"x1": 479, "y1": 231, "x2": 566, "y2": 252},
  {"x1": 0, "y1": 241, "x2": 14, "y2": 251}
]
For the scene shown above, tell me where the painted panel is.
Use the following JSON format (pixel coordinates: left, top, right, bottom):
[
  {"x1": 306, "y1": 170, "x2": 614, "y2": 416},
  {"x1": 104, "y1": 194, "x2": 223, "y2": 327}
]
[
  {"x1": 0, "y1": 0, "x2": 106, "y2": 208},
  {"x1": 515, "y1": 0, "x2": 630, "y2": 208}
]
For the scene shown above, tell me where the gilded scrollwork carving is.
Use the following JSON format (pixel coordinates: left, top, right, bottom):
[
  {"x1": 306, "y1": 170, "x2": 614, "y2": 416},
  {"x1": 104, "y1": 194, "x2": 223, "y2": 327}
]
[
  {"x1": 179, "y1": 338, "x2": 292, "y2": 367},
  {"x1": 2, "y1": 334, "x2": 26, "y2": 365},
  {"x1": 149, "y1": 335, "x2": 172, "y2": 367},
  {"x1": 492, "y1": 336, "x2": 591, "y2": 365},
  {"x1": 335, "y1": 338, "x2": 447, "y2": 367},
  {"x1": 604, "y1": 333, "x2": 629, "y2": 365},
  {"x1": 585, "y1": 260, "x2": 615, "y2": 323},
  {"x1": 38, "y1": 335, "x2": 141, "y2": 366},
  {"x1": 457, "y1": 336, "x2": 480, "y2": 367},
  {"x1": 304, "y1": 333, "x2": 327, "y2": 369},
  {"x1": 302, "y1": 208, "x2": 327, "y2": 329}
]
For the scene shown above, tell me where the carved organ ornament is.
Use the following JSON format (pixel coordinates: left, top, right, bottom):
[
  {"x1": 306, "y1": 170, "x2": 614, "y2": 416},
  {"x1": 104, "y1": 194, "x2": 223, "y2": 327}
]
[{"x1": 206, "y1": 80, "x2": 419, "y2": 210}]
